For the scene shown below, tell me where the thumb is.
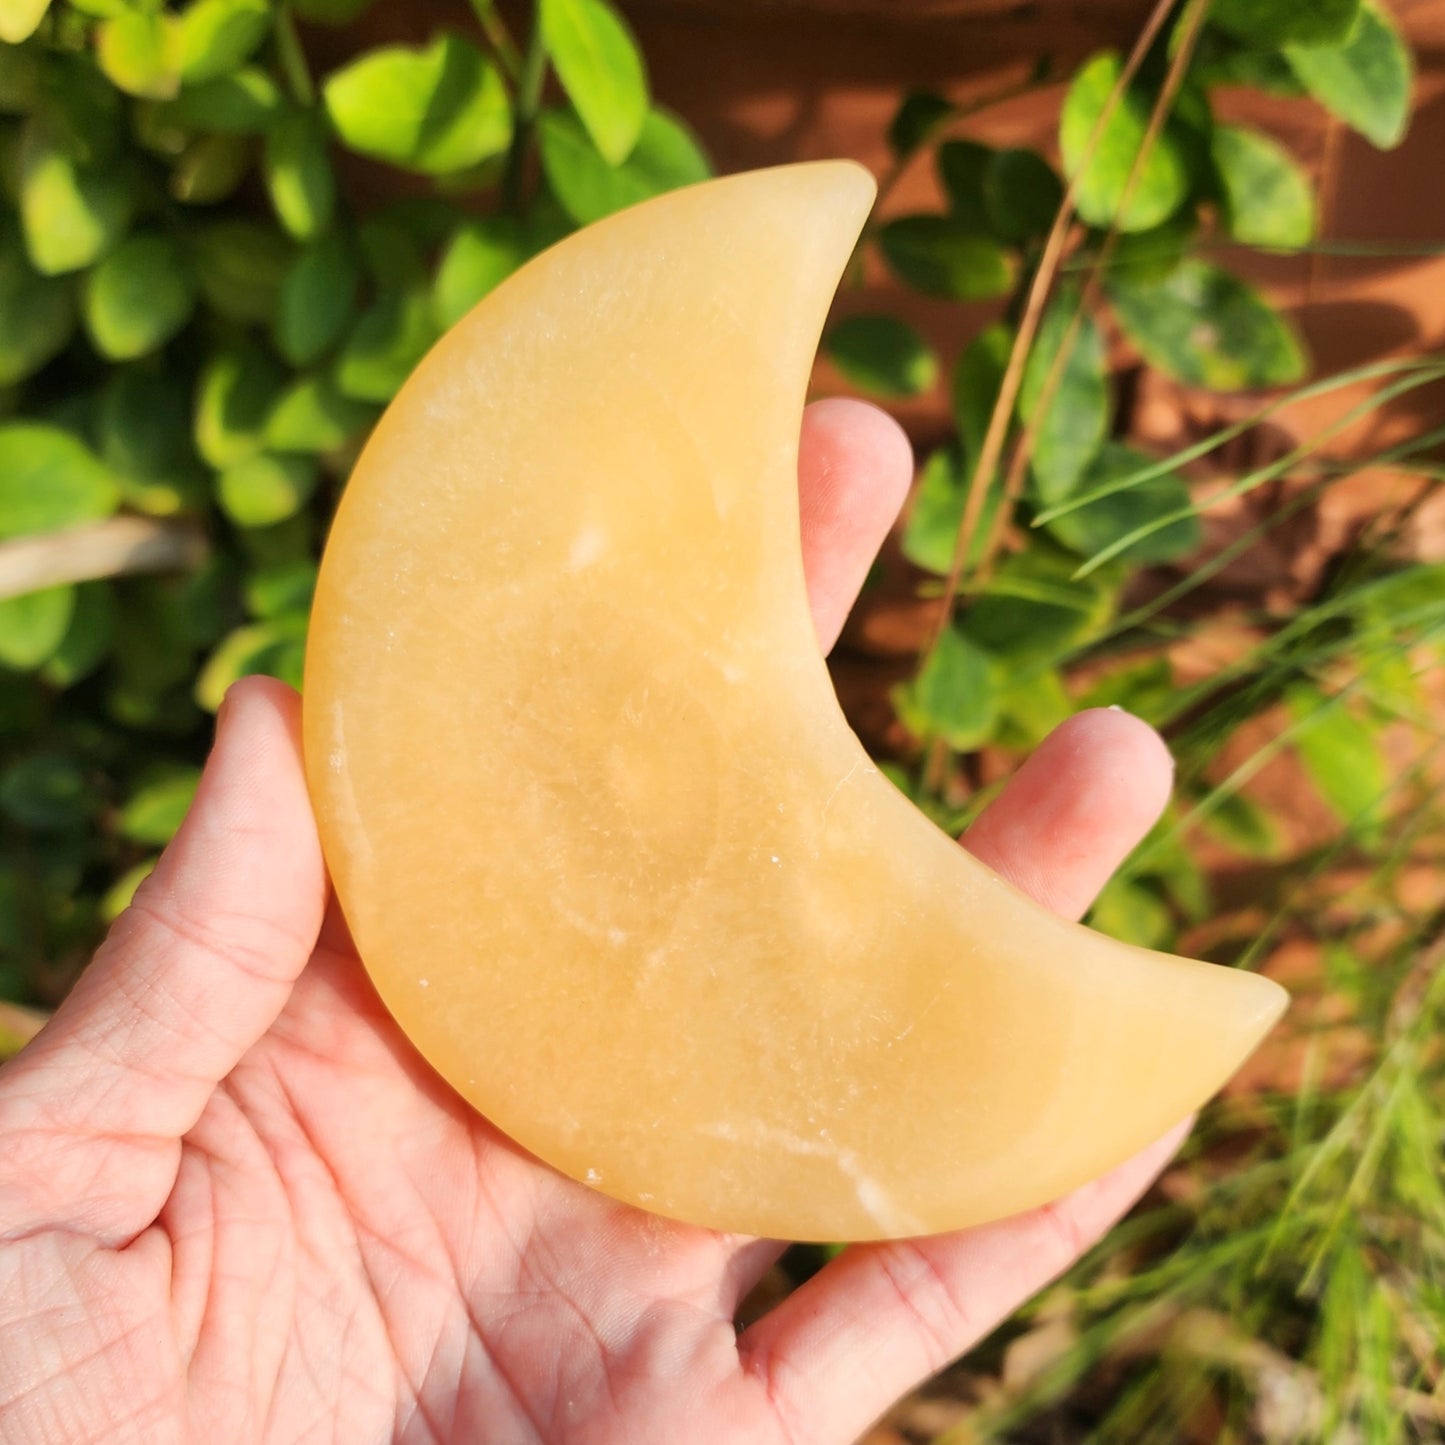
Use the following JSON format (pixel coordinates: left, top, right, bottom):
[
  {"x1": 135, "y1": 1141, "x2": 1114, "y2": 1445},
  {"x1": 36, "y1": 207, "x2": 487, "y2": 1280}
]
[{"x1": 0, "y1": 677, "x2": 325, "y2": 1244}]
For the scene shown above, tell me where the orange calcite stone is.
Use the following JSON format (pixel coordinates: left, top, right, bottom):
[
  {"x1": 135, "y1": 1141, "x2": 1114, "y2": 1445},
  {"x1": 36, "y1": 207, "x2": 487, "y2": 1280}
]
[{"x1": 303, "y1": 162, "x2": 1286, "y2": 1241}]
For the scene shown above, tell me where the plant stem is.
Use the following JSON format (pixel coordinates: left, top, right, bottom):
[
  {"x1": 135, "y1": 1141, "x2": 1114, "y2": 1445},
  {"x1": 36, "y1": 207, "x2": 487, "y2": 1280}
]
[
  {"x1": 469, "y1": 0, "x2": 524, "y2": 83},
  {"x1": 504, "y1": 4, "x2": 549, "y2": 213},
  {"x1": 976, "y1": 0, "x2": 1211, "y2": 579},
  {"x1": 274, "y1": 2, "x2": 316, "y2": 108},
  {"x1": 923, "y1": 0, "x2": 1184, "y2": 661}
]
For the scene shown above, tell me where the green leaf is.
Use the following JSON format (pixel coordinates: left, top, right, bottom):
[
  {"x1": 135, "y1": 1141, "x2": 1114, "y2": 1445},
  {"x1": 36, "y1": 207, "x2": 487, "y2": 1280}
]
[
  {"x1": 243, "y1": 558, "x2": 316, "y2": 618},
  {"x1": 1018, "y1": 289, "x2": 1109, "y2": 501},
  {"x1": 1198, "y1": 790, "x2": 1286, "y2": 859},
  {"x1": 263, "y1": 109, "x2": 336, "y2": 241},
  {"x1": 541, "y1": 0, "x2": 648, "y2": 166},
  {"x1": 194, "y1": 341, "x2": 286, "y2": 467},
  {"x1": 995, "y1": 666, "x2": 1073, "y2": 749},
  {"x1": 1042, "y1": 442, "x2": 1200, "y2": 564},
  {"x1": 171, "y1": 133, "x2": 253, "y2": 203},
  {"x1": 888, "y1": 90, "x2": 952, "y2": 158},
  {"x1": 195, "y1": 619, "x2": 305, "y2": 710},
  {"x1": 119, "y1": 765, "x2": 201, "y2": 844},
  {"x1": 1106, "y1": 211, "x2": 1196, "y2": 285},
  {"x1": 97, "y1": 11, "x2": 181, "y2": 100},
  {"x1": 0, "y1": 751, "x2": 89, "y2": 830},
  {"x1": 36, "y1": 51, "x2": 123, "y2": 164},
  {"x1": 1286, "y1": 686, "x2": 1389, "y2": 835},
  {"x1": 538, "y1": 105, "x2": 710, "y2": 225},
  {"x1": 176, "y1": 0, "x2": 271, "y2": 84},
  {"x1": 962, "y1": 539, "x2": 1118, "y2": 662},
  {"x1": 323, "y1": 35, "x2": 512, "y2": 175},
  {"x1": 275, "y1": 230, "x2": 361, "y2": 366},
  {"x1": 877, "y1": 215, "x2": 1014, "y2": 301},
  {"x1": 19, "y1": 122, "x2": 134, "y2": 275},
  {"x1": 900, "y1": 441, "x2": 998, "y2": 577},
  {"x1": 0, "y1": 44, "x2": 38, "y2": 112},
  {"x1": 0, "y1": 586, "x2": 75, "y2": 670},
  {"x1": 1107, "y1": 259, "x2": 1307, "y2": 390},
  {"x1": 333, "y1": 285, "x2": 437, "y2": 402},
  {"x1": 1211, "y1": 0, "x2": 1359, "y2": 49},
  {"x1": 0, "y1": 216, "x2": 74, "y2": 384},
  {"x1": 40, "y1": 579, "x2": 114, "y2": 687},
  {"x1": 218, "y1": 450, "x2": 318, "y2": 528},
  {"x1": 265, "y1": 373, "x2": 374, "y2": 452},
  {"x1": 1286, "y1": 2, "x2": 1412, "y2": 150},
  {"x1": 99, "y1": 368, "x2": 205, "y2": 515},
  {"x1": 825, "y1": 314, "x2": 937, "y2": 400},
  {"x1": 1078, "y1": 654, "x2": 1174, "y2": 721},
  {"x1": 983, "y1": 148, "x2": 1063, "y2": 242},
  {"x1": 952, "y1": 321, "x2": 1013, "y2": 463},
  {"x1": 190, "y1": 218, "x2": 294, "y2": 323},
  {"x1": 936, "y1": 139, "x2": 992, "y2": 229},
  {"x1": 1212, "y1": 124, "x2": 1315, "y2": 249},
  {"x1": 433, "y1": 215, "x2": 531, "y2": 329},
  {"x1": 1059, "y1": 51, "x2": 1190, "y2": 233},
  {"x1": 1088, "y1": 877, "x2": 1174, "y2": 949},
  {"x1": 0, "y1": 0, "x2": 46, "y2": 43},
  {"x1": 82, "y1": 232, "x2": 197, "y2": 359},
  {"x1": 0, "y1": 423, "x2": 118, "y2": 537},
  {"x1": 102, "y1": 858, "x2": 157, "y2": 921},
  {"x1": 161, "y1": 67, "x2": 282, "y2": 133},
  {"x1": 896, "y1": 626, "x2": 996, "y2": 750}
]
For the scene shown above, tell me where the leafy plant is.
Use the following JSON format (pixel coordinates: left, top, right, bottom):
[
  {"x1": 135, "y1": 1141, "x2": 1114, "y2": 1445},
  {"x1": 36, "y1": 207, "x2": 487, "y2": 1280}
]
[{"x1": 0, "y1": 0, "x2": 709, "y2": 993}]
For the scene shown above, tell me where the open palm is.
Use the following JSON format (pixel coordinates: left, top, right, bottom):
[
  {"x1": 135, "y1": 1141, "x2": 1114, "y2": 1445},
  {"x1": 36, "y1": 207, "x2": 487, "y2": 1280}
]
[{"x1": 0, "y1": 400, "x2": 1186, "y2": 1445}]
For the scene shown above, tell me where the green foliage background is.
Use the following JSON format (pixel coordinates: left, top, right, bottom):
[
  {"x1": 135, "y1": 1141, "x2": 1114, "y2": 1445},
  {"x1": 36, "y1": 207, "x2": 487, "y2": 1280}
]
[
  {"x1": 0, "y1": 0, "x2": 711, "y2": 992},
  {"x1": 0, "y1": 0, "x2": 1441, "y2": 1438}
]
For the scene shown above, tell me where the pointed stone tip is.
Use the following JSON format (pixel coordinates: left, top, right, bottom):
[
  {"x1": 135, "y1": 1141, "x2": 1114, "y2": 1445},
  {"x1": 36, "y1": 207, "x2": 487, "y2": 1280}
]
[{"x1": 1213, "y1": 967, "x2": 1290, "y2": 1080}]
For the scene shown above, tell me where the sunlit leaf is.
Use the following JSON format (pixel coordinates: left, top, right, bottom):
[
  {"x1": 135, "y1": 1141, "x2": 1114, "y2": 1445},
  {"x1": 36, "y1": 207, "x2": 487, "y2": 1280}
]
[
  {"x1": 323, "y1": 35, "x2": 512, "y2": 174},
  {"x1": 176, "y1": 0, "x2": 271, "y2": 84},
  {"x1": 82, "y1": 232, "x2": 196, "y2": 359},
  {"x1": 97, "y1": 10, "x2": 182, "y2": 100},
  {"x1": 118, "y1": 765, "x2": 201, "y2": 844},
  {"x1": 538, "y1": 105, "x2": 709, "y2": 224},
  {"x1": 263, "y1": 109, "x2": 336, "y2": 241},
  {"x1": 218, "y1": 450, "x2": 318, "y2": 528},
  {"x1": 1059, "y1": 50, "x2": 1189, "y2": 232},
  {"x1": 0, "y1": 0, "x2": 48, "y2": 44},
  {"x1": 0, "y1": 423, "x2": 118, "y2": 536},
  {"x1": 333, "y1": 284, "x2": 437, "y2": 403},
  {"x1": 1212, "y1": 124, "x2": 1315, "y2": 249},
  {"x1": 895, "y1": 625, "x2": 997, "y2": 750},
  {"x1": 19, "y1": 122, "x2": 134, "y2": 275},
  {"x1": 265, "y1": 373, "x2": 374, "y2": 453},
  {"x1": 541, "y1": 0, "x2": 648, "y2": 165},
  {"x1": 1286, "y1": 1, "x2": 1413, "y2": 150}
]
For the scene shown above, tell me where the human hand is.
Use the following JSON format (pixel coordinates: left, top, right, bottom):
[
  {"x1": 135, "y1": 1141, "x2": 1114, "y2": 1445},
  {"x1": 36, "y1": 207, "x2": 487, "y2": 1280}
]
[{"x1": 0, "y1": 398, "x2": 1187, "y2": 1445}]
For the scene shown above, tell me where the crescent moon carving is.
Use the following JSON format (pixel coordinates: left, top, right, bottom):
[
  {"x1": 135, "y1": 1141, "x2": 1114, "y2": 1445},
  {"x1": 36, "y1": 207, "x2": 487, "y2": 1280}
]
[{"x1": 303, "y1": 161, "x2": 1286, "y2": 1241}]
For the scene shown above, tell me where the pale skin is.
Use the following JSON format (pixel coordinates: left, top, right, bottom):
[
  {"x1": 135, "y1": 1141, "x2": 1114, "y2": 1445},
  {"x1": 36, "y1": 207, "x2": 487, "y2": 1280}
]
[{"x1": 0, "y1": 398, "x2": 1188, "y2": 1445}]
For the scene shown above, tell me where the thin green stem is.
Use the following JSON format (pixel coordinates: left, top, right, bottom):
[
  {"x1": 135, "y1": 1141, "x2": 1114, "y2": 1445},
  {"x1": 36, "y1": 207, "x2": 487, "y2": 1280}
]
[
  {"x1": 504, "y1": 5, "x2": 549, "y2": 213},
  {"x1": 274, "y1": 2, "x2": 315, "y2": 108},
  {"x1": 469, "y1": 0, "x2": 523, "y2": 82}
]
